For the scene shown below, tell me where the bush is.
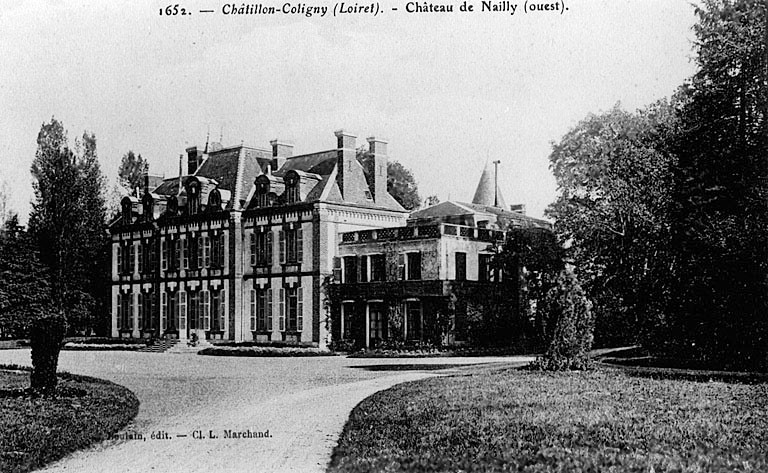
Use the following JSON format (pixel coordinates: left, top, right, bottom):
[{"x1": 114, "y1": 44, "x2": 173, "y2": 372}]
[
  {"x1": 532, "y1": 269, "x2": 594, "y2": 371},
  {"x1": 29, "y1": 313, "x2": 67, "y2": 394}
]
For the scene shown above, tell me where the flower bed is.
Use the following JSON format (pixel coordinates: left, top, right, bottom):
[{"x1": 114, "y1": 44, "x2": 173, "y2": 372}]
[{"x1": 198, "y1": 346, "x2": 336, "y2": 357}]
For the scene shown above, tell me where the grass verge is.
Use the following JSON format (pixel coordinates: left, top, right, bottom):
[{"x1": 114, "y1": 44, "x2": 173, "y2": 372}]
[
  {"x1": 0, "y1": 366, "x2": 140, "y2": 473},
  {"x1": 328, "y1": 366, "x2": 768, "y2": 472}
]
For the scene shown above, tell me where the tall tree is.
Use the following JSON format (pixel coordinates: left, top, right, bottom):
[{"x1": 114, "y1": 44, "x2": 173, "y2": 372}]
[
  {"x1": 669, "y1": 0, "x2": 767, "y2": 370},
  {"x1": 0, "y1": 216, "x2": 51, "y2": 339},
  {"x1": 28, "y1": 118, "x2": 108, "y2": 335},
  {"x1": 357, "y1": 147, "x2": 421, "y2": 210},
  {"x1": 117, "y1": 150, "x2": 147, "y2": 191},
  {"x1": 545, "y1": 102, "x2": 679, "y2": 347}
]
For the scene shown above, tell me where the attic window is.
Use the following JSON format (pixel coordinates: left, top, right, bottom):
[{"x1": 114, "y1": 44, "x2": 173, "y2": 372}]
[
  {"x1": 188, "y1": 181, "x2": 200, "y2": 214},
  {"x1": 284, "y1": 171, "x2": 300, "y2": 204},
  {"x1": 254, "y1": 176, "x2": 270, "y2": 208},
  {"x1": 121, "y1": 198, "x2": 132, "y2": 225},
  {"x1": 208, "y1": 189, "x2": 221, "y2": 212}
]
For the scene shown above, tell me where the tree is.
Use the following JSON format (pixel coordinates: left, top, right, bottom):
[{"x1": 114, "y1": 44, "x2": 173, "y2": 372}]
[
  {"x1": 424, "y1": 195, "x2": 440, "y2": 207},
  {"x1": 28, "y1": 119, "x2": 108, "y2": 336},
  {"x1": 0, "y1": 180, "x2": 10, "y2": 230},
  {"x1": 667, "y1": 0, "x2": 768, "y2": 370},
  {"x1": 545, "y1": 103, "x2": 679, "y2": 347},
  {"x1": 357, "y1": 147, "x2": 421, "y2": 210},
  {"x1": 498, "y1": 226, "x2": 594, "y2": 370},
  {"x1": 117, "y1": 150, "x2": 147, "y2": 191},
  {"x1": 0, "y1": 216, "x2": 51, "y2": 339}
]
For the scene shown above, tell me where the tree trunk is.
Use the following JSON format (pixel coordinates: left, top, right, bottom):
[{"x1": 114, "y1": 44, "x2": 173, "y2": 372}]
[{"x1": 30, "y1": 312, "x2": 67, "y2": 395}]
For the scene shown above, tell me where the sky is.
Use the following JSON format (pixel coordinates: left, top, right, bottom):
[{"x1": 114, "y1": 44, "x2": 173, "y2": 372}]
[{"x1": 0, "y1": 0, "x2": 698, "y2": 224}]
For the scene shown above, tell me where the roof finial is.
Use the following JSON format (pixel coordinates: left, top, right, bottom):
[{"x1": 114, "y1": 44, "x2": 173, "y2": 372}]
[
  {"x1": 493, "y1": 160, "x2": 501, "y2": 207},
  {"x1": 204, "y1": 125, "x2": 210, "y2": 154}
]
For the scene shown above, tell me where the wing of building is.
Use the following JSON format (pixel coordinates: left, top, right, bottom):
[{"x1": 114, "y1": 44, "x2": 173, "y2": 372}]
[{"x1": 110, "y1": 130, "x2": 550, "y2": 349}]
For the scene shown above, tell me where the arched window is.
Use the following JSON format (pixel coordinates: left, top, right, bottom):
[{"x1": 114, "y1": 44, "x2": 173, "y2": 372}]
[
  {"x1": 284, "y1": 171, "x2": 300, "y2": 204},
  {"x1": 121, "y1": 197, "x2": 133, "y2": 225},
  {"x1": 254, "y1": 175, "x2": 271, "y2": 208},
  {"x1": 208, "y1": 189, "x2": 221, "y2": 212},
  {"x1": 187, "y1": 180, "x2": 200, "y2": 214}
]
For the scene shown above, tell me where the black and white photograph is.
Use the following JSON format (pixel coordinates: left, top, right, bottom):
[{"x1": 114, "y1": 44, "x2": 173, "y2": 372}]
[{"x1": 0, "y1": 0, "x2": 766, "y2": 472}]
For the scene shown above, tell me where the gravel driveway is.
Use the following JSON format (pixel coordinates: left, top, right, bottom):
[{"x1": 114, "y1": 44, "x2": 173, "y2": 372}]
[{"x1": 0, "y1": 349, "x2": 532, "y2": 473}]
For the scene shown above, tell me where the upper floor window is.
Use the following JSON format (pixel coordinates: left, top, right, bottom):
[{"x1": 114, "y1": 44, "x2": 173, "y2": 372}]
[
  {"x1": 117, "y1": 242, "x2": 135, "y2": 276},
  {"x1": 398, "y1": 252, "x2": 422, "y2": 280},
  {"x1": 343, "y1": 256, "x2": 358, "y2": 283},
  {"x1": 279, "y1": 227, "x2": 303, "y2": 264},
  {"x1": 250, "y1": 230, "x2": 273, "y2": 267},
  {"x1": 455, "y1": 252, "x2": 467, "y2": 281},
  {"x1": 370, "y1": 254, "x2": 386, "y2": 282},
  {"x1": 478, "y1": 253, "x2": 501, "y2": 282}
]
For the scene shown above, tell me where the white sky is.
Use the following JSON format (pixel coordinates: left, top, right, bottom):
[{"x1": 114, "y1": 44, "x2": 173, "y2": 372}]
[{"x1": 0, "y1": 0, "x2": 697, "y2": 223}]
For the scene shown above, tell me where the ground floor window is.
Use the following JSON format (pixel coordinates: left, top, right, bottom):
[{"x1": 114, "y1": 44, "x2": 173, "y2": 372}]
[
  {"x1": 368, "y1": 302, "x2": 386, "y2": 346},
  {"x1": 212, "y1": 288, "x2": 226, "y2": 332},
  {"x1": 117, "y1": 291, "x2": 133, "y2": 331},
  {"x1": 138, "y1": 290, "x2": 155, "y2": 331},
  {"x1": 250, "y1": 288, "x2": 272, "y2": 332},
  {"x1": 341, "y1": 302, "x2": 354, "y2": 339},
  {"x1": 405, "y1": 300, "x2": 422, "y2": 341}
]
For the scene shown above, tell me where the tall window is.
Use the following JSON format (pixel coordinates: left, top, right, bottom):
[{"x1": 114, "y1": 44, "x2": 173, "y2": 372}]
[
  {"x1": 117, "y1": 291, "x2": 133, "y2": 331},
  {"x1": 250, "y1": 231, "x2": 273, "y2": 267},
  {"x1": 479, "y1": 254, "x2": 492, "y2": 282},
  {"x1": 279, "y1": 287, "x2": 303, "y2": 332},
  {"x1": 284, "y1": 171, "x2": 300, "y2": 204},
  {"x1": 250, "y1": 288, "x2": 272, "y2": 332},
  {"x1": 211, "y1": 288, "x2": 226, "y2": 332},
  {"x1": 162, "y1": 290, "x2": 178, "y2": 332},
  {"x1": 406, "y1": 301, "x2": 422, "y2": 341},
  {"x1": 138, "y1": 290, "x2": 154, "y2": 330},
  {"x1": 211, "y1": 233, "x2": 225, "y2": 268},
  {"x1": 189, "y1": 291, "x2": 200, "y2": 330},
  {"x1": 370, "y1": 254, "x2": 385, "y2": 282},
  {"x1": 455, "y1": 252, "x2": 467, "y2": 281},
  {"x1": 400, "y1": 252, "x2": 422, "y2": 281},
  {"x1": 343, "y1": 256, "x2": 357, "y2": 283},
  {"x1": 341, "y1": 302, "x2": 354, "y2": 339},
  {"x1": 279, "y1": 228, "x2": 303, "y2": 264},
  {"x1": 181, "y1": 237, "x2": 189, "y2": 270},
  {"x1": 368, "y1": 302, "x2": 385, "y2": 345},
  {"x1": 197, "y1": 235, "x2": 211, "y2": 268}
]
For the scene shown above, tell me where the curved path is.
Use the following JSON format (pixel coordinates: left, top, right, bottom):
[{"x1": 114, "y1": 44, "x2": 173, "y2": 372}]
[{"x1": 0, "y1": 349, "x2": 531, "y2": 473}]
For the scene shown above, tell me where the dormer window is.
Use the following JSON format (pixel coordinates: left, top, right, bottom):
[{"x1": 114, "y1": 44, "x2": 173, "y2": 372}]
[
  {"x1": 208, "y1": 189, "x2": 221, "y2": 212},
  {"x1": 142, "y1": 194, "x2": 153, "y2": 222},
  {"x1": 254, "y1": 176, "x2": 270, "y2": 208},
  {"x1": 284, "y1": 171, "x2": 300, "y2": 204},
  {"x1": 121, "y1": 197, "x2": 133, "y2": 225},
  {"x1": 188, "y1": 180, "x2": 200, "y2": 214}
]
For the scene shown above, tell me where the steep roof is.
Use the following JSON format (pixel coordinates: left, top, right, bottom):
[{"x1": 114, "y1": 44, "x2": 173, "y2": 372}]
[
  {"x1": 153, "y1": 145, "x2": 271, "y2": 210},
  {"x1": 472, "y1": 160, "x2": 507, "y2": 209},
  {"x1": 409, "y1": 200, "x2": 550, "y2": 230}
]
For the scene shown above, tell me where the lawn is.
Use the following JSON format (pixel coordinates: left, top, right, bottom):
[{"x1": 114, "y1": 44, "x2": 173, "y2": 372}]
[
  {"x1": 0, "y1": 367, "x2": 139, "y2": 473},
  {"x1": 328, "y1": 366, "x2": 768, "y2": 472}
]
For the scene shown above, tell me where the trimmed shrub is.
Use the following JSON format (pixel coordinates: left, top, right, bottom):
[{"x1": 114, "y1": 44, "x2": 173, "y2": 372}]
[
  {"x1": 29, "y1": 313, "x2": 67, "y2": 394},
  {"x1": 532, "y1": 269, "x2": 595, "y2": 371}
]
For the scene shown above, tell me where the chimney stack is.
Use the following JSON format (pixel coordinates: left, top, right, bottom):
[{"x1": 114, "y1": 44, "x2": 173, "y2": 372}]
[
  {"x1": 270, "y1": 139, "x2": 293, "y2": 173},
  {"x1": 367, "y1": 137, "x2": 388, "y2": 204},
  {"x1": 335, "y1": 129, "x2": 360, "y2": 201}
]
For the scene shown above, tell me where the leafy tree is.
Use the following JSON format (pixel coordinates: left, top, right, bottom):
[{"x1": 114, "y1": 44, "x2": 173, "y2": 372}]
[
  {"x1": 0, "y1": 216, "x2": 52, "y2": 339},
  {"x1": 545, "y1": 103, "x2": 679, "y2": 347},
  {"x1": 667, "y1": 0, "x2": 768, "y2": 370},
  {"x1": 117, "y1": 150, "x2": 147, "y2": 191},
  {"x1": 424, "y1": 195, "x2": 440, "y2": 207},
  {"x1": 499, "y1": 226, "x2": 594, "y2": 370},
  {"x1": 28, "y1": 119, "x2": 108, "y2": 337},
  {"x1": 357, "y1": 147, "x2": 421, "y2": 210}
]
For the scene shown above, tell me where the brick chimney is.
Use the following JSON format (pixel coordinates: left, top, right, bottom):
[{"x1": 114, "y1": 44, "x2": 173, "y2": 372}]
[
  {"x1": 367, "y1": 137, "x2": 388, "y2": 204},
  {"x1": 186, "y1": 146, "x2": 203, "y2": 175},
  {"x1": 335, "y1": 129, "x2": 359, "y2": 200},
  {"x1": 270, "y1": 139, "x2": 293, "y2": 173}
]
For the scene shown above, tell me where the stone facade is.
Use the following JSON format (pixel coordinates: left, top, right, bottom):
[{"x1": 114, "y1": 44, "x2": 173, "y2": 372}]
[{"x1": 110, "y1": 131, "x2": 407, "y2": 348}]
